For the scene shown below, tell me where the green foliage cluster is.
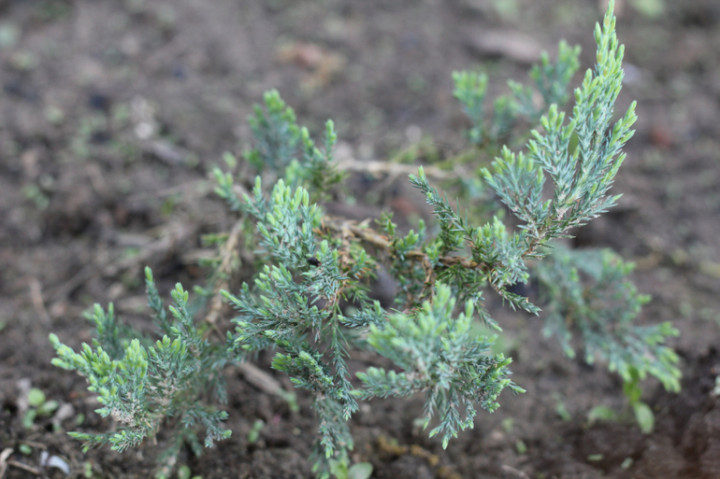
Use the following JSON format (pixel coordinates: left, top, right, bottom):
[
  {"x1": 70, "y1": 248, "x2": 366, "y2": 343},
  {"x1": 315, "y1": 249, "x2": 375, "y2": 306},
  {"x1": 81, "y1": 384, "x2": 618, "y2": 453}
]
[
  {"x1": 51, "y1": 4, "x2": 680, "y2": 478},
  {"x1": 453, "y1": 39, "x2": 579, "y2": 147},
  {"x1": 535, "y1": 247, "x2": 679, "y2": 392},
  {"x1": 50, "y1": 271, "x2": 231, "y2": 466},
  {"x1": 356, "y1": 284, "x2": 520, "y2": 449}
]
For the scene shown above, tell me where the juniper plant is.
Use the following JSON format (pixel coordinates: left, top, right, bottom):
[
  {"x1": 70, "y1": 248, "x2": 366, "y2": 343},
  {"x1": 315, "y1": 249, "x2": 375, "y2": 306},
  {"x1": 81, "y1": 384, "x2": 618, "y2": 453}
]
[{"x1": 50, "y1": 3, "x2": 680, "y2": 478}]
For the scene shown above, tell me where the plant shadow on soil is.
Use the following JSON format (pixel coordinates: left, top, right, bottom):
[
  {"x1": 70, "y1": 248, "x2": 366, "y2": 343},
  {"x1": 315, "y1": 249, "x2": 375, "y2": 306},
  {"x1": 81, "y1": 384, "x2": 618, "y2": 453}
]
[{"x1": 1, "y1": 1, "x2": 720, "y2": 478}]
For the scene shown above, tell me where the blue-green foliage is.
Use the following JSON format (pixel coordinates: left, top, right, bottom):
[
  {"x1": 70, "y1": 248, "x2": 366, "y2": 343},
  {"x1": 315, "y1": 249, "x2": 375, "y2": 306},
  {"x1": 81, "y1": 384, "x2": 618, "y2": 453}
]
[
  {"x1": 377, "y1": 212, "x2": 430, "y2": 307},
  {"x1": 356, "y1": 284, "x2": 522, "y2": 448},
  {"x1": 483, "y1": 8, "x2": 637, "y2": 248},
  {"x1": 510, "y1": 40, "x2": 581, "y2": 118},
  {"x1": 50, "y1": 269, "x2": 231, "y2": 461},
  {"x1": 219, "y1": 178, "x2": 368, "y2": 476},
  {"x1": 50, "y1": 3, "x2": 680, "y2": 478},
  {"x1": 409, "y1": 168, "x2": 537, "y2": 316},
  {"x1": 535, "y1": 247, "x2": 680, "y2": 392},
  {"x1": 246, "y1": 89, "x2": 301, "y2": 171},
  {"x1": 241, "y1": 89, "x2": 345, "y2": 201},
  {"x1": 453, "y1": 70, "x2": 489, "y2": 145},
  {"x1": 292, "y1": 120, "x2": 346, "y2": 200},
  {"x1": 454, "y1": 39, "x2": 580, "y2": 146}
]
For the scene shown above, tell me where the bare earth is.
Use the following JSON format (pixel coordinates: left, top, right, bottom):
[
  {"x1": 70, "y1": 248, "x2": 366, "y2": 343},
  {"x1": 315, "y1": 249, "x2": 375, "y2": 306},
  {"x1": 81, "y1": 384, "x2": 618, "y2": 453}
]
[{"x1": 1, "y1": 1, "x2": 719, "y2": 477}]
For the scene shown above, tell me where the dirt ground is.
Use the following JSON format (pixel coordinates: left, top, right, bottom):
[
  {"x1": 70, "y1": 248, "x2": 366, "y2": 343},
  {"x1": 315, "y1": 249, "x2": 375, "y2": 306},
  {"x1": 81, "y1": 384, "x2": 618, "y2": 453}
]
[{"x1": 1, "y1": 0, "x2": 720, "y2": 478}]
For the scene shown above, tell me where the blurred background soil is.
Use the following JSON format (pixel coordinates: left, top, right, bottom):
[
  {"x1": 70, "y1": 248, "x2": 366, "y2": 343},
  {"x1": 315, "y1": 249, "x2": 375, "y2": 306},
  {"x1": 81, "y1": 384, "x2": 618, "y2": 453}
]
[{"x1": 1, "y1": 0, "x2": 719, "y2": 477}]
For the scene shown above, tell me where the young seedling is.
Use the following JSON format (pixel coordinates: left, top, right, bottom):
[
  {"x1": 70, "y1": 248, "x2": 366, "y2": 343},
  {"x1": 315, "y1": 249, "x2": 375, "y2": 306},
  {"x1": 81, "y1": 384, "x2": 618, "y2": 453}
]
[
  {"x1": 50, "y1": 3, "x2": 679, "y2": 477},
  {"x1": 23, "y1": 387, "x2": 59, "y2": 429}
]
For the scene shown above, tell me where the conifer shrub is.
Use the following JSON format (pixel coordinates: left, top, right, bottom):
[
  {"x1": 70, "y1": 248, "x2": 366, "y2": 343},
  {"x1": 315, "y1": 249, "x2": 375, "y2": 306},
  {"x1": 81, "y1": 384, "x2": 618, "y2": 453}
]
[{"x1": 50, "y1": 3, "x2": 680, "y2": 477}]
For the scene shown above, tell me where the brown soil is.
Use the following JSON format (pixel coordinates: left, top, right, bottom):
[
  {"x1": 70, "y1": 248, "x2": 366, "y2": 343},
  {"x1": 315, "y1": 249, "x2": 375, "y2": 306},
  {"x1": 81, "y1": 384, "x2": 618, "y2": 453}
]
[{"x1": 1, "y1": 1, "x2": 719, "y2": 478}]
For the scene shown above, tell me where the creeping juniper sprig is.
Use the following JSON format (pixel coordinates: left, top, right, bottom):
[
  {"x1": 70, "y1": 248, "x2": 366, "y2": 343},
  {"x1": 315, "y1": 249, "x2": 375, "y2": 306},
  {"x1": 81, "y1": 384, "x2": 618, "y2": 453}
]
[{"x1": 51, "y1": 3, "x2": 679, "y2": 477}]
